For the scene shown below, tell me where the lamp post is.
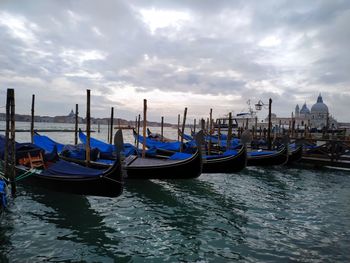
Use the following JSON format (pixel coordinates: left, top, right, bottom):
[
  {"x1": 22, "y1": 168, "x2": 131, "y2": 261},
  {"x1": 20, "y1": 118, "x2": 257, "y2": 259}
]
[{"x1": 255, "y1": 98, "x2": 272, "y2": 150}]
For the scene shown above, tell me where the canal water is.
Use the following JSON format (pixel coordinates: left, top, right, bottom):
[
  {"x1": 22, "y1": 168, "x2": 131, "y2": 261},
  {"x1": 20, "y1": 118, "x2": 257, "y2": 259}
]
[{"x1": 1, "y1": 122, "x2": 350, "y2": 262}]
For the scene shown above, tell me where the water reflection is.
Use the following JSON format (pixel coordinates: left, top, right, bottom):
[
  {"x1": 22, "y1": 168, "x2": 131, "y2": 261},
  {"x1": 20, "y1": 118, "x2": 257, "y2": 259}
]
[
  {"x1": 21, "y1": 185, "x2": 131, "y2": 262},
  {"x1": 126, "y1": 177, "x2": 249, "y2": 261},
  {"x1": 0, "y1": 210, "x2": 13, "y2": 262}
]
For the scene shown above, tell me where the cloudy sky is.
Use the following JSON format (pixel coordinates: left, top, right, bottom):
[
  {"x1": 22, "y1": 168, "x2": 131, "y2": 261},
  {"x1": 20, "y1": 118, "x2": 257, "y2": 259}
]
[{"x1": 0, "y1": 0, "x2": 349, "y2": 122}]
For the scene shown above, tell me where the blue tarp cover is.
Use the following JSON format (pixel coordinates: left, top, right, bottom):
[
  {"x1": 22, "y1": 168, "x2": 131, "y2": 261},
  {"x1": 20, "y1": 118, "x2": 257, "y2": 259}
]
[
  {"x1": 79, "y1": 130, "x2": 137, "y2": 157},
  {"x1": 248, "y1": 150, "x2": 276, "y2": 156},
  {"x1": 204, "y1": 149, "x2": 238, "y2": 160},
  {"x1": 42, "y1": 159, "x2": 103, "y2": 177},
  {"x1": 0, "y1": 180, "x2": 7, "y2": 208},
  {"x1": 135, "y1": 133, "x2": 196, "y2": 153},
  {"x1": 33, "y1": 134, "x2": 64, "y2": 153},
  {"x1": 79, "y1": 130, "x2": 113, "y2": 154},
  {"x1": 0, "y1": 135, "x2": 44, "y2": 160},
  {"x1": 169, "y1": 152, "x2": 192, "y2": 160},
  {"x1": 187, "y1": 133, "x2": 241, "y2": 148}
]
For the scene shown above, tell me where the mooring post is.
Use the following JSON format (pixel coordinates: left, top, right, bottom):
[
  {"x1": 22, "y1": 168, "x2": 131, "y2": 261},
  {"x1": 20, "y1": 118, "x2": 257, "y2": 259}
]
[
  {"x1": 208, "y1": 108, "x2": 213, "y2": 155},
  {"x1": 177, "y1": 114, "x2": 180, "y2": 141},
  {"x1": 180, "y1": 107, "x2": 187, "y2": 152},
  {"x1": 217, "y1": 119, "x2": 221, "y2": 148},
  {"x1": 97, "y1": 122, "x2": 100, "y2": 133},
  {"x1": 206, "y1": 118, "x2": 209, "y2": 134},
  {"x1": 255, "y1": 116, "x2": 258, "y2": 138},
  {"x1": 142, "y1": 99, "x2": 147, "y2": 158},
  {"x1": 5, "y1": 89, "x2": 16, "y2": 196},
  {"x1": 291, "y1": 112, "x2": 295, "y2": 138},
  {"x1": 161, "y1": 116, "x2": 164, "y2": 142},
  {"x1": 86, "y1": 89, "x2": 91, "y2": 165},
  {"x1": 30, "y1": 94, "x2": 35, "y2": 143},
  {"x1": 134, "y1": 116, "x2": 137, "y2": 145},
  {"x1": 74, "y1": 104, "x2": 79, "y2": 145},
  {"x1": 109, "y1": 107, "x2": 114, "y2": 144},
  {"x1": 227, "y1": 112, "x2": 233, "y2": 150},
  {"x1": 136, "y1": 114, "x2": 141, "y2": 149},
  {"x1": 279, "y1": 119, "x2": 282, "y2": 137},
  {"x1": 193, "y1": 119, "x2": 196, "y2": 134},
  {"x1": 259, "y1": 126, "x2": 262, "y2": 138},
  {"x1": 107, "y1": 119, "x2": 110, "y2": 143},
  {"x1": 267, "y1": 98, "x2": 272, "y2": 150},
  {"x1": 201, "y1": 118, "x2": 205, "y2": 131}
]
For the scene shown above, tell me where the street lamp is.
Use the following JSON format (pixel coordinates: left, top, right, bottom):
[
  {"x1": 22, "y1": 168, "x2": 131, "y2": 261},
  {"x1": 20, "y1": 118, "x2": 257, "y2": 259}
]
[{"x1": 255, "y1": 98, "x2": 273, "y2": 150}]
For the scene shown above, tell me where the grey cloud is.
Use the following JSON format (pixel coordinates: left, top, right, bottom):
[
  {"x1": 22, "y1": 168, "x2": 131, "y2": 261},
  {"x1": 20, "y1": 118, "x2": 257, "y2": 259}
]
[{"x1": 0, "y1": 0, "x2": 349, "y2": 121}]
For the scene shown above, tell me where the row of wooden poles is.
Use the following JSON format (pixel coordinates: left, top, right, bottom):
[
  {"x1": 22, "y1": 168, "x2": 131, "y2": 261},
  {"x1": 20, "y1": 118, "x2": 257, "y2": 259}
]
[
  {"x1": 3, "y1": 89, "x2": 123, "y2": 197},
  {"x1": 3, "y1": 88, "x2": 274, "y2": 198}
]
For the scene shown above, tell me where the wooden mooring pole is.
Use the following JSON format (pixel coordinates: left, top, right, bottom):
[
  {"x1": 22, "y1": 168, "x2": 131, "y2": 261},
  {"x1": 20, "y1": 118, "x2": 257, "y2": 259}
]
[
  {"x1": 74, "y1": 104, "x2": 79, "y2": 145},
  {"x1": 267, "y1": 98, "x2": 272, "y2": 150},
  {"x1": 177, "y1": 114, "x2": 180, "y2": 141},
  {"x1": 86, "y1": 90, "x2": 91, "y2": 165},
  {"x1": 227, "y1": 112, "x2": 232, "y2": 150},
  {"x1": 208, "y1": 109, "x2": 213, "y2": 155},
  {"x1": 136, "y1": 114, "x2": 141, "y2": 149},
  {"x1": 161, "y1": 116, "x2": 164, "y2": 141},
  {"x1": 5, "y1": 89, "x2": 16, "y2": 196},
  {"x1": 193, "y1": 119, "x2": 196, "y2": 134},
  {"x1": 142, "y1": 100, "x2": 147, "y2": 158},
  {"x1": 134, "y1": 116, "x2": 138, "y2": 145},
  {"x1": 217, "y1": 119, "x2": 221, "y2": 148},
  {"x1": 201, "y1": 118, "x2": 205, "y2": 131},
  {"x1": 30, "y1": 94, "x2": 35, "y2": 143},
  {"x1": 180, "y1": 108, "x2": 187, "y2": 152},
  {"x1": 109, "y1": 107, "x2": 114, "y2": 144}
]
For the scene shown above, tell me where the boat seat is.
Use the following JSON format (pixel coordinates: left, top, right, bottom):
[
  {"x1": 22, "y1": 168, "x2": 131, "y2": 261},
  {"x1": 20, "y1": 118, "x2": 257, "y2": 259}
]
[{"x1": 27, "y1": 152, "x2": 46, "y2": 169}]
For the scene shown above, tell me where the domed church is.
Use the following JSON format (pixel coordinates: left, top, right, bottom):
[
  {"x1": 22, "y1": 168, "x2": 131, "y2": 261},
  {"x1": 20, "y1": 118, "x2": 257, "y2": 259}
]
[
  {"x1": 268, "y1": 94, "x2": 339, "y2": 130},
  {"x1": 294, "y1": 94, "x2": 338, "y2": 129}
]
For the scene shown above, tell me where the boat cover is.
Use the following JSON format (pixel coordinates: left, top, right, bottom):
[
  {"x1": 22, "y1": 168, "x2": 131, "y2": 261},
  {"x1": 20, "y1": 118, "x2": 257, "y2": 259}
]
[
  {"x1": 42, "y1": 159, "x2": 103, "y2": 177},
  {"x1": 248, "y1": 150, "x2": 276, "y2": 156},
  {"x1": 33, "y1": 134, "x2": 65, "y2": 153},
  {"x1": 204, "y1": 149, "x2": 239, "y2": 160},
  {"x1": 135, "y1": 133, "x2": 196, "y2": 153},
  {"x1": 0, "y1": 135, "x2": 44, "y2": 160},
  {"x1": 169, "y1": 152, "x2": 193, "y2": 160},
  {"x1": 0, "y1": 179, "x2": 7, "y2": 208},
  {"x1": 79, "y1": 130, "x2": 137, "y2": 158},
  {"x1": 61, "y1": 144, "x2": 100, "y2": 161},
  {"x1": 187, "y1": 133, "x2": 241, "y2": 148},
  {"x1": 168, "y1": 149, "x2": 239, "y2": 160}
]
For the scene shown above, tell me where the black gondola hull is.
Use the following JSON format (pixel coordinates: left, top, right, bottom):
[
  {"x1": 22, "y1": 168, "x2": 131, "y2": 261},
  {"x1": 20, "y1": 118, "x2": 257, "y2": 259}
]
[
  {"x1": 12, "y1": 161, "x2": 123, "y2": 198},
  {"x1": 247, "y1": 146, "x2": 288, "y2": 166},
  {"x1": 287, "y1": 146, "x2": 303, "y2": 165},
  {"x1": 202, "y1": 146, "x2": 247, "y2": 173},
  {"x1": 125, "y1": 150, "x2": 202, "y2": 180}
]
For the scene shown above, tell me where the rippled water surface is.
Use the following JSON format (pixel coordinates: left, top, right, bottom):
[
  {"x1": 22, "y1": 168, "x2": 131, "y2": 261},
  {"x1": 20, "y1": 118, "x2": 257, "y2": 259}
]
[{"x1": 1, "y1": 122, "x2": 350, "y2": 262}]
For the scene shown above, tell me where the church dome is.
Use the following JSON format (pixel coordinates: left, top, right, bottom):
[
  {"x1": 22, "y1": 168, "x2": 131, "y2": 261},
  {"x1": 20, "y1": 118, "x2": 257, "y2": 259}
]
[
  {"x1": 311, "y1": 94, "x2": 328, "y2": 113},
  {"x1": 299, "y1": 103, "x2": 310, "y2": 115}
]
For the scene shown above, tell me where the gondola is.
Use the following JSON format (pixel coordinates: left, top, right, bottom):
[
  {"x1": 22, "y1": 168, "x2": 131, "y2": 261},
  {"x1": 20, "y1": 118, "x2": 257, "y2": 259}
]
[
  {"x1": 286, "y1": 145, "x2": 303, "y2": 165},
  {"x1": 0, "y1": 132, "x2": 123, "y2": 198},
  {"x1": 135, "y1": 129, "x2": 247, "y2": 173},
  {"x1": 36, "y1": 131, "x2": 203, "y2": 180},
  {"x1": 202, "y1": 146, "x2": 247, "y2": 173},
  {"x1": 124, "y1": 149, "x2": 202, "y2": 179},
  {"x1": 247, "y1": 145, "x2": 288, "y2": 166}
]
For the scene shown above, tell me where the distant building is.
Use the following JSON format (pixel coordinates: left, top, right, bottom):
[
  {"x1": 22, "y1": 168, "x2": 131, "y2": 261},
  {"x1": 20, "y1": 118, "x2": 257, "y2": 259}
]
[
  {"x1": 68, "y1": 109, "x2": 75, "y2": 117},
  {"x1": 267, "y1": 94, "x2": 338, "y2": 129}
]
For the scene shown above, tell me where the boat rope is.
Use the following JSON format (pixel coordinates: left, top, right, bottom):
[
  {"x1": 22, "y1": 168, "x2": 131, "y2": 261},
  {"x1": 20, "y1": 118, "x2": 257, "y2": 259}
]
[
  {"x1": 15, "y1": 170, "x2": 36, "y2": 182},
  {"x1": 102, "y1": 176, "x2": 123, "y2": 184},
  {"x1": 0, "y1": 174, "x2": 9, "y2": 183}
]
